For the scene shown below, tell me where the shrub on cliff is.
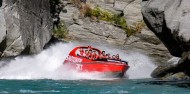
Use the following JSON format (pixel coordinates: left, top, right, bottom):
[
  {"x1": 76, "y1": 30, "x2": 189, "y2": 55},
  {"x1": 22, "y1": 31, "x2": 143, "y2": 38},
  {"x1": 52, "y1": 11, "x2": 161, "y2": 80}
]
[
  {"x1": 50, "y1": 0, "x2": 68, "y2": 39},
  {"x1": 83, "y1": 6, "x2": 144, "y2": 36},
  {"x1": 53, "y1": 21, "x2": 68, "y2": 38},
  {"x1": 85, "y1": 7, "x2": 127, "y2": 28},
  {"x1": 125, "y1": 20, "x2": 146, "y2": 36}
]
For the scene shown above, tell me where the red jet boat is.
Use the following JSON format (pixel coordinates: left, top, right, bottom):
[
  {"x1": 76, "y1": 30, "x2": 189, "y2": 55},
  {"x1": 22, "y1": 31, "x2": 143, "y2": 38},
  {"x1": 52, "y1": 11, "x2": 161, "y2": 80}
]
[{"x1": 63, "y1": 46, "x2": 129, "y2": 77}]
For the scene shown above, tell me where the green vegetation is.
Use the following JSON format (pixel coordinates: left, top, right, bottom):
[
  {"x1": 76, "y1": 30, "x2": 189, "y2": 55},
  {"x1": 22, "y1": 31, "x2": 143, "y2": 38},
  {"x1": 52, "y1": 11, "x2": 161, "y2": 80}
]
[
  {"x1": 49, "y1": 0, "x2": 146, "y2": 37},
  {"x1": 125, "y1": 20, "x2": 146, "y2": 36},
  {"x1": 85, "y1": 7, "x2": 126, "y2": 26},
  {"x1": 49, "y1": 0, "x2": 69, "y2": 39},
  {"x1": 53, "y1": 21, "x2": 68, "y2": 38},
  {"x1": 84, "y1": 6, "x2": 145, "y2": 36}
]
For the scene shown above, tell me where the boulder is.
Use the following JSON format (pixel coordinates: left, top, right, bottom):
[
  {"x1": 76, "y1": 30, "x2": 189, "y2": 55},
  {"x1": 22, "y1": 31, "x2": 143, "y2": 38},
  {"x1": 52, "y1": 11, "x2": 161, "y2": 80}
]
[
  {"x1": 151, "y1": 63, "x2": 178, "y2": 78},
  {"x1": 0, "y1": 0, "x2": 52, "y2": 58},
  {"x1": 142, "y1": 0, "x2": 190, "y2": 57},
  {"x1": 162, "y1": 72, "x2": 190, "y2": 81},
  {"x1": 151, "y1": 51, "x2": 190, "y2": 79},
  {"x1": 142, "y1": 0, "x2": 190, "y2": 79},
  {"x1": 123, "y1": 0, "x2": 142, "y2": 24},
  {"x1": 177, "y1": 51, "x2": 190, "y2": 76}
]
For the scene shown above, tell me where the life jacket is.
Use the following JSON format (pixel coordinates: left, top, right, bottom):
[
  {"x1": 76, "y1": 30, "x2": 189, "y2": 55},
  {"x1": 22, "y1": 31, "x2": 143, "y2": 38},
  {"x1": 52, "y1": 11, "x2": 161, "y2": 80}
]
[
  {"x1": 83, "y1": 53, "x2": 86, "y2": 57},
  {"x1": 115, "y1": 56, "x2": 121, "y2": 60},
  {"x1": 99, "y1": 54, "x2": 106, "y2": 59},
  {"x1": 85, "y1": 51, "x2": 91, "y2": 59},
  {"x1": 84, "y1": 52, "x2": 89, "y2": 58},
  {"x1": 88, "y1": 53, "x2": 93, "y2": 59},
  {"x1": 92, "y1": 53, "x2": 98, "y2": 60},
  {"x1": 107, "y1": 56, "x2": 111, "y2": 59}
]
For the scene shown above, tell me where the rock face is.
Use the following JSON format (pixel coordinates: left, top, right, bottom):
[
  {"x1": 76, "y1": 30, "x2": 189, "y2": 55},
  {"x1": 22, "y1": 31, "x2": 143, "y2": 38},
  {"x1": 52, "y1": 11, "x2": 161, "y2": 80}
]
[
  {"x1": 142, "y1": 0, "x2": 190, "y2": 79},
  {"x1": 0, "y1": 0, "x2": 52, "y2": 57},
  {"x1": 68, "y1": 19, "x2": 127, "y2": 45},
  {"x1": 142, "y1": 0, "x2": 190, "y2": 57},
  {"x1": 86, "y1": 0, "x2": 143, "y2": 24},
  {"x1": 60, "y1": 0, "x2": 171, "y2": 64}
]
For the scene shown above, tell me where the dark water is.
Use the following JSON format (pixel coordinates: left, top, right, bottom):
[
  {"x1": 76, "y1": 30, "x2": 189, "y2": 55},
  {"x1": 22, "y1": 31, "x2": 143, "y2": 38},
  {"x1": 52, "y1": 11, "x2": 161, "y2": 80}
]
[{"x1": 0, "y1": 79, "x2": 190, "y2": 94}]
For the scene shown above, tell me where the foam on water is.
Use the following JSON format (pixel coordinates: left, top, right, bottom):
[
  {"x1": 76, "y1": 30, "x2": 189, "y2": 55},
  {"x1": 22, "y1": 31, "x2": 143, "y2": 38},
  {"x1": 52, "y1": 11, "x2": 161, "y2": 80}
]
[{"x1": 0, "y1": 42, "x2": 156, "y2": 80}]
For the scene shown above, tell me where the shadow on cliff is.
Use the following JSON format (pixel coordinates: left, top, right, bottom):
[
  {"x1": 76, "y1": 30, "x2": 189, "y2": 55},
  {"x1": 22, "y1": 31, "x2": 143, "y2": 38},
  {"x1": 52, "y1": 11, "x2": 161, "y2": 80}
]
[
  {"x1": 43, "y1": 36, "x2": 66, "y2": 49},
  {"x1": 0, "y1": 0, "x2": 2, "y2": 7}
]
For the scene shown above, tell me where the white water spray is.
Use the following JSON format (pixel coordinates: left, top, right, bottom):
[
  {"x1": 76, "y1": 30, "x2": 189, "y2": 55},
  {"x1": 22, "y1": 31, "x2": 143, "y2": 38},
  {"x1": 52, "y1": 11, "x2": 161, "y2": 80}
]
[
  {"x1": 95, "y1": 46, "x2": 156, "y2": 79},
  {"x1": 124, "y1": 52, "x2": 156, "y2": 79},
  {"x1": 0, "y1": 42, "x2": 156, "y2": 80}
]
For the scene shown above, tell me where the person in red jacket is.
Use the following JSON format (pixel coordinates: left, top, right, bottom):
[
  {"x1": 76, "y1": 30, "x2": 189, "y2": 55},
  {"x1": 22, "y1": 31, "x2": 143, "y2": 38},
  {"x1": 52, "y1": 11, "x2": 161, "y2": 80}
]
[
  {"x1": 99, "y1": 51, "x2": 106, "y2": 59},
  {"x1": 83, "y1": 50, "x2": 88, "y2": 57},
  {"x1": 86, "y1": 50, "x2": 93, "y2": 59},
  {"x1": 106, "y1": 53, "x2": 111, "y2": 59},
  {"x1": 79, "y1": 48, "x2": 84, "y2": 57},
  {"x1": 92, "y1": 51, "x2": 99, "y2": 60}
]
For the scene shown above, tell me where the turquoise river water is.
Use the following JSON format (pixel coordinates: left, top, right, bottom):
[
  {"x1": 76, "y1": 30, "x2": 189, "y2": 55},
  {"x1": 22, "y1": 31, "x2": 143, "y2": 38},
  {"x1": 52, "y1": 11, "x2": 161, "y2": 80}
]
[{"x1": 1, "y1": 79, "x2": 190, "y2": 94}]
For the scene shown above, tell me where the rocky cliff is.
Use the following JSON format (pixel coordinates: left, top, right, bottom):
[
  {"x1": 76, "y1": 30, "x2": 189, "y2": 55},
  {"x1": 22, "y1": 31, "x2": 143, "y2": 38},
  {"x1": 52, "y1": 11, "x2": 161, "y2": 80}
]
[
  {"x1": 142, "y1": 0, "x2": 190, "y2": 79},
  {"x1": 60, "y1": 0, "x2": 171, "y2": 64},
  {"x1": 0, "y1": 0, "x2": 52, "y2": 58}
]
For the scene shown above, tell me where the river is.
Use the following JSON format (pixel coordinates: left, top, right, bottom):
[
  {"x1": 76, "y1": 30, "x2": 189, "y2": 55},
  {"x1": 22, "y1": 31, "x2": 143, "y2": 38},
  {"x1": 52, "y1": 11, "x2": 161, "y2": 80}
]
[
  {"x1": 0, "y1": 79, "x2": 190, "y2": 94},
  {"x1": 0, "y1": 42, "x2": 188, "y2": 94}
]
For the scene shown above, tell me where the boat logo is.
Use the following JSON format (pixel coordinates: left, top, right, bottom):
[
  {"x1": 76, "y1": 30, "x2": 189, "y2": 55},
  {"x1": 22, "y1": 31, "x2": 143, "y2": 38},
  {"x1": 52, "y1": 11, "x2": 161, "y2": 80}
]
[{"x1": 65, "y1": 56, "x2": 82, "y2": 63}]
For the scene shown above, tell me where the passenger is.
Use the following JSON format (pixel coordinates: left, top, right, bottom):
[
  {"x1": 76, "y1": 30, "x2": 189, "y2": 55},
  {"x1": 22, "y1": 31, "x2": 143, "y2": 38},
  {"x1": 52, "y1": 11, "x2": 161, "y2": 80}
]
[
  {"x1": 112, "y1": 55, "x2": 116, "y2": 60},
  {"x1": 116, "y1": 54, "x2": 121, "y2": 60},
  {"x1": 92, "y1": 51, "x2": 98, "y2": 60},
  {"x1": 79, "y1": 48, "x2": 84, "y2": 56},
  {"x1": 106, "y1": 53, "x2": 111, "y2": 59},
  {"x1": 87, "y1": 46, "x2": 92, "y2": 50},
  {"x1": 84, "y1": 50, "x2": 88, "y2": 58},
  {"x1": 87, "y1": 50, "x2": 93, "y2": 59},
  {"x1": 99, "y1": 51, "x2": 106, "y2": 59}
]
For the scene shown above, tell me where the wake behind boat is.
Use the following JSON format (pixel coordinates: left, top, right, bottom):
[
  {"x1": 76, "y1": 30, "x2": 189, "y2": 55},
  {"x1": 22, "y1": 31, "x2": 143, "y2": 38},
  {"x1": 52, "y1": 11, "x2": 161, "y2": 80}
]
[{"x1": 63, "y1": 46, "x2": 129, "y2": 77}]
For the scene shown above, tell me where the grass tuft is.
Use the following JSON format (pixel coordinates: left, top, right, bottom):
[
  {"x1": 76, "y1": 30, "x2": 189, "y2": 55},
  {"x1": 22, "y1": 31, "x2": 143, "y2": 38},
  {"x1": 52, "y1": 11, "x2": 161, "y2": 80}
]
[
  {"x1": 83, "y1": 6, "x2": 145, "y2": 36},
  {"x1": 53, "y1": 21, "x2": 68, "y2": 38}
]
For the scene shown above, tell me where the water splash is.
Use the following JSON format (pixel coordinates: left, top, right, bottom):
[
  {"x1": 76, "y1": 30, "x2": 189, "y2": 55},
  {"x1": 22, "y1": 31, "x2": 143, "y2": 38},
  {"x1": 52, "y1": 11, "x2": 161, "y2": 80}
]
[
  {"x1": 124, "y1": 52, "x2": 156, "y2": 79},
  {"x1": 94, "y1": 46, "x2": 156, "y2": 79},
  {"x1": 0, "y1": 42, "x2": 156, "y2": 80}
]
